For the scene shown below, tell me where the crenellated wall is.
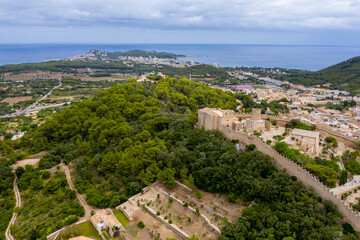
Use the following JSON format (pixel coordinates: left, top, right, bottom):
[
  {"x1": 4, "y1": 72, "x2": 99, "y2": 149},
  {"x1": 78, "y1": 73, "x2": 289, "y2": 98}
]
[{"x1": 199, "y1": 123, "x2": 360, "y2": 230}]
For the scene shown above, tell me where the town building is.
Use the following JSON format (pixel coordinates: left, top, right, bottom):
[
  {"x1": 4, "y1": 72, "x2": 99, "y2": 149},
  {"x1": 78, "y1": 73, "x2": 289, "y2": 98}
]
[{"x1": 90, "y1": 209, "x2": 123, "y2": 238}]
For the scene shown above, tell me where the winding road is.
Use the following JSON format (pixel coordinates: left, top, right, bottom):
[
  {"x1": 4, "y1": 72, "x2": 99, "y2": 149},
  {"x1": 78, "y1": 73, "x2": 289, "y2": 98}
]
[{"x1": 5, "y1": 176, "x2": 21, "y2": 240}]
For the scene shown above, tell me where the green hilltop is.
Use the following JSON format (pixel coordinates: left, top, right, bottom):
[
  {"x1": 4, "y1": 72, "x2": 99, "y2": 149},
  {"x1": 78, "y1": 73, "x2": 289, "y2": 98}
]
[
  {"x1": 105, "y1": 49, "x2": 186, "y2": 58},
  {"x1": 284, "y1": 56, "x2": 360, "y2": 93},
  {"x1": 1, "y1": 78, "x2": 357, "y2": 239}
]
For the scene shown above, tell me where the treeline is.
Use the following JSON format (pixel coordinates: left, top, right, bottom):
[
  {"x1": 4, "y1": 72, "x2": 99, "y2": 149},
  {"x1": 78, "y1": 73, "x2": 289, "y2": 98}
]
[
  {"x1": 283, "y1": 56, "x2": 360, "y2": 93},
  {"x1": 0, "y1": 61, "x2": 131, "y2": 74},
  {"x1": 161, "y1": 64, "x2": 230, "y2": 80},
  {"x1": 106, "y1": 50, "x2": 185, "y2": 58},
  {"x1": 8, "y1": 78, "x2": 356, "y2": 239}
]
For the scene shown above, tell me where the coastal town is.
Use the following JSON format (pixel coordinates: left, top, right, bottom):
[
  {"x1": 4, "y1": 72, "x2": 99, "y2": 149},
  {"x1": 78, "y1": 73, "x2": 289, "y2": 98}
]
[
  {"x1": 67, "y1": 50, "x2": 198, "y2": 68},
  {"x1": 222, "y1": 69, "x2": 360, "y2": 140}
]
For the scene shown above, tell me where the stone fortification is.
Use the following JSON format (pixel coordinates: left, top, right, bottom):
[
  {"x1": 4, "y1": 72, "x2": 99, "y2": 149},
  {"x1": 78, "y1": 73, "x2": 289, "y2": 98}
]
[{"x1": 197, "y1": 108, "x2": 360, "y2": 231}]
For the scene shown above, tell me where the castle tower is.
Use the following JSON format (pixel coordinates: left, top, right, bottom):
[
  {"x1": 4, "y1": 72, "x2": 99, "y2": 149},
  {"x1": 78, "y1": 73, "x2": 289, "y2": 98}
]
[
  {"x1": 245, "y1": 108, "x2": 265, "y2": 131},
  {"x1": 251, "y1": 108, "x2": 261, "y2": 120}
]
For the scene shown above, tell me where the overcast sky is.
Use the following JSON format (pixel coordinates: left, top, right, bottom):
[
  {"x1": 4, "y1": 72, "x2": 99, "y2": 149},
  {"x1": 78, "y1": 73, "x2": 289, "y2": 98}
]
[{"x1": 0, "y1": 0, "x2": 359, "y2": 45}]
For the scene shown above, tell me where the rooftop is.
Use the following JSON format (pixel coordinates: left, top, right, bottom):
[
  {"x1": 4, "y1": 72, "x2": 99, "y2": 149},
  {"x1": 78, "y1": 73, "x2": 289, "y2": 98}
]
[
  {"x1": 199, "y1": 107, "x2": 224, "y2": 117},
  {"x1": 292, "y1": 128, "x2": 320, "y2": 139},
  {"x1": 90, "y1": 209, "x2": 122, "y2": 228},
  {"x1": 69, "y1": 237, "x2": 94, "y2": 240}
]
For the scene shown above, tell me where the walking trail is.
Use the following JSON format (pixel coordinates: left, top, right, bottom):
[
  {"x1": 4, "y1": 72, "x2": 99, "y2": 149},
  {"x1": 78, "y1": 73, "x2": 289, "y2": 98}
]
[
  {"x1": 60, "y1": 163, "x2": 98, "y2": 219},
  {"x1": 5, "y1": 176, "x2": 21, "y2": 240},
  {"x1": 46, "y1": 164, "x2": 100, "y2": 240}
]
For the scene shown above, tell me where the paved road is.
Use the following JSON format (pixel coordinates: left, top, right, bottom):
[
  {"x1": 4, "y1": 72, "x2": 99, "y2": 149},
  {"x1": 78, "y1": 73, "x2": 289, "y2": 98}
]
[
  {"x1": 0, "y1": 79, "x2": 63, "y2": 119},
  {"x1": 5, "y1": 176, "x2": 21, "y2": 240},
  {"x1": 38, "y1": 80, "x2": 62, "y2": 102},
  {"x1": 0, "y1": 102, "x2": 68, "y2": 119}
]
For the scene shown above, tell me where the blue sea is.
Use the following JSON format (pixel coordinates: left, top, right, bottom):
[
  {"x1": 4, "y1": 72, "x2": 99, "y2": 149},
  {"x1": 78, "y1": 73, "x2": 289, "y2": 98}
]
[{"x1": 1, "y1": 44, "x2": 360, "y2": 71}]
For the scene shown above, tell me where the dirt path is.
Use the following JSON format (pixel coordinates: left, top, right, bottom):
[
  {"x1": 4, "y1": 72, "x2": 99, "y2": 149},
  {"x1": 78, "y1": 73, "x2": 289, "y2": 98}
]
[
  {"x1": 60, "y1": 163, "x2": 98, "y2": 220},
  {"x1": 46, "y1": 164, "x2": 100, "y2": 240},
  {"x1": 12, "y1": 159, "x2": 40, "y2": 169},
  {"x1": 5, "y1": 176, "x2": 21, "y2": 240}
]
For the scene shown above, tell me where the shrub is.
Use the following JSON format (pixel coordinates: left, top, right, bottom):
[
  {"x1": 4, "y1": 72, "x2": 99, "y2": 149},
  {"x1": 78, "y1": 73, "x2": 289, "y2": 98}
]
[
  {"x1": 168, "y1": 219, "x2": 173, "y2": 224},
  {"x1": 342, "y1": 222, "x2": 358, "y2": 237},
  {"x1": 273, "y1": 135, "x2": 285, "y2": 141},
  {"x1": 247, "y1": 144, "x2": 256, "y2": 151},
  {"x1": 137, "y1": 221, "x2": 145, "y2": 229},
  {"x1": 195, "y1": 208, "x2": 200, "y2": 215},
  {"x1": 195, "y1": 191, "x2": 203, "y2": 199},
  {"x1": 254, "y1": 131, "x2": 261, "y2": 136},
  {"x1": 42, "y1": 171, "x2": 51, "y2": 180}
]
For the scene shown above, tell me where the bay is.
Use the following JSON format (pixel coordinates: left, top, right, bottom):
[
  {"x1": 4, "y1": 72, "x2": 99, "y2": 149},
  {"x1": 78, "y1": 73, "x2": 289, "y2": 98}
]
[{"x1": 0, "y1": 44, "x2": 360, "y2": 71}]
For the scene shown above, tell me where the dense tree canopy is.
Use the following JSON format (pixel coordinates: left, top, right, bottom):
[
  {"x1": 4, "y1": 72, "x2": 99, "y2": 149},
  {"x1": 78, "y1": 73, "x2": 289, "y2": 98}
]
[{"x1": 5, "y1": 78, "x2": 357, "y2": 239}]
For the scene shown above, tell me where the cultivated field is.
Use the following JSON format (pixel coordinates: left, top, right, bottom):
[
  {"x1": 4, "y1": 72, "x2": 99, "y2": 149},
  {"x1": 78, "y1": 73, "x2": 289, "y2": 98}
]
[
  {"x1": 1, "y1": 96, "x2": 32, "y2": 105},
  {"x1": 4, "y1": 71, "x2": 72, "y2": 81}
]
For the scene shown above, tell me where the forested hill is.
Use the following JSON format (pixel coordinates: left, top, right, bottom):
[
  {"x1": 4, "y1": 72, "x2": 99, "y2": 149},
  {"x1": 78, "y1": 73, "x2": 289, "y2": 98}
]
[
  {"x1": 1, "y1": 77, "x2": 357, "y2": 239},
  {"x1": 104, "y1": 49, "x2": 186, "y2": 58},
  {"x1": 284, "y1": 56, "x2": 360, "y2": 93}
]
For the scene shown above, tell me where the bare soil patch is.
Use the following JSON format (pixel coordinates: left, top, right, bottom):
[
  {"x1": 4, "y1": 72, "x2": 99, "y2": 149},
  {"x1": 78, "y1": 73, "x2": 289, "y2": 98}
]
[
  {"x1": 1, "y1": 96, "x2": 32, "y2": 105},
  {"x1": 12, "y1": 158, "x2": 40, "y2": 168},
  {"x1": 4, "y1": 71, "x2": 73, "y2": 81}
]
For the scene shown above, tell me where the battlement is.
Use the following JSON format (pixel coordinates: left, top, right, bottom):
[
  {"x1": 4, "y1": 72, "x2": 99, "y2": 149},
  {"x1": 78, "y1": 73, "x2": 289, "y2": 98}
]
[{"x1": 197, "y1": 122, "x2": 360, "y2": 230}]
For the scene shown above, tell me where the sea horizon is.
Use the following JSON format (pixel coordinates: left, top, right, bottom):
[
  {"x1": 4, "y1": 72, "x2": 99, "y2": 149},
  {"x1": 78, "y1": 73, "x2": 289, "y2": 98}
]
[{"x1": 1, "y1": 43, "x2": 360, "y2": 71}]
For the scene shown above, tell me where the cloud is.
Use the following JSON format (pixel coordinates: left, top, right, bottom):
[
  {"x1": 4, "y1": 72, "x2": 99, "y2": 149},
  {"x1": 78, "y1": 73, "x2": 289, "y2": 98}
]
[{"x1": 0, "y1": 0, "x2": 360, "y2": 31}]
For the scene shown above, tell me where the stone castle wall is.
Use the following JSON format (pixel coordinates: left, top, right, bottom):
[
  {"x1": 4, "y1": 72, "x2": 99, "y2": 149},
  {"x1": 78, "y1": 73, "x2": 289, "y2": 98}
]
[{"x1": 206, "y1": 124, "x2": 360, "y2": 230}]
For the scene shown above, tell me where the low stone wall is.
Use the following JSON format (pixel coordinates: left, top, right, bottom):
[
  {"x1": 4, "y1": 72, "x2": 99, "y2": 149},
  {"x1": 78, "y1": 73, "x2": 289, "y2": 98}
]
[
  {"x1": 157, "y1": 187, "x2": 222, "y2": 235},
  {"x1": 118, "y1": 233, "x2": 131, "y2": 240},
  {"x1": 334, "y1": 183, "x2": 360, "y2": 197},
  {"x1": 185, "y1": 195, "x2": 225, "y2": 219},
  {"x1": 213, "y1": 124, "x2": 360, "y2": 231},
  {"x1": 115, "y1": 204, "x2": 133, "y2": 221},
  {"x1": 146, "y1": 206, "x2": 189, "y2": 240},
  {"x1": 175, "y1": 181, "x2": 193, "y2": 192}
]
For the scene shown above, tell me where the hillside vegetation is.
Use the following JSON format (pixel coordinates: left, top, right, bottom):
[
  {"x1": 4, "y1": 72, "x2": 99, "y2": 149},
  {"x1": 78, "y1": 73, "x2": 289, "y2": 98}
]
[
  {"x1": 284, "y1": 56, "x2": 360, "y2": 93},
  {"x1": 0, "y1": 78, "x2": 358, "y2": 239}
]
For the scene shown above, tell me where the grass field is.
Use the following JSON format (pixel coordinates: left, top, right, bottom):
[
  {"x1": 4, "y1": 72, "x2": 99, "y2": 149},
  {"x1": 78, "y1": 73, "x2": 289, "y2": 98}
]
[
  {"x1": 76, "y1": 221, "x2": 101, "y2": 240},
  {"x1": 113, "y1": 210, "x2": 130, "y2": 226},
  {"x1": 58, "y1": 221, "x2": 102, "y2": 240},
  {"x1": 102, "y1": 232, "x2": 111, "y2": 240}
]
